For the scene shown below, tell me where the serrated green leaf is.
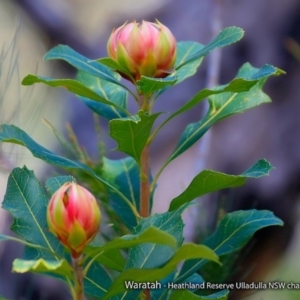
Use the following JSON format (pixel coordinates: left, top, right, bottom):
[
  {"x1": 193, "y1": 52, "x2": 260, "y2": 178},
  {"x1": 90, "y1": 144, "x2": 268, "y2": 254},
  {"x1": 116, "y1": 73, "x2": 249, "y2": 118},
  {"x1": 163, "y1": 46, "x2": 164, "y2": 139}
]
[
  {"x1": 76, "y1": 70, "x2": 128, "y2": 120},
  {"x1": 21, "y1": 75, "x2": 129, "y2": 116},
  {"x1": 137, "y1": 75, "x2": 177, "y2": 95},
  {"x1": 45, "y1": 176, "x2": 76, "y2": 195},
  {"x1": 44, "y1": 45, "x2": 123, "y2": 87},
  {"x1": 101, "y1": 157, "x2": 140, "y2": 229},
  {"x1": 169, "y1": 289, "x2": 229, "y2": 300},
  {"x1": 103, "y1": 243, "x2": 219, "y2": 299},
  {"x1": 109, "y1": 111, "x2": 161, "y2": 165},
  {"x1": 84, "y1": 261, "x2": 113, "y2": 298},
  {"x1": 169, "y1": 159, "x2": 274, "y2": 211},
  {"x1": 177, "y1": 27, "x2": 244, "y2": 68},
  {"x1": 177, "y1": 210, "x2": 283, "y2": 283},
  {"x1": 0, "y1": 125, "x2": 139, "y2": 221},
  {"x1": 167, "y1": 63, "x2": 278, "y2": 163},
  {"x1": 12, "y1": 258, "x2": 73, "y2": 278},
  {"x1": 2, "y1": 167, "x2": 64, "y2": 260}
]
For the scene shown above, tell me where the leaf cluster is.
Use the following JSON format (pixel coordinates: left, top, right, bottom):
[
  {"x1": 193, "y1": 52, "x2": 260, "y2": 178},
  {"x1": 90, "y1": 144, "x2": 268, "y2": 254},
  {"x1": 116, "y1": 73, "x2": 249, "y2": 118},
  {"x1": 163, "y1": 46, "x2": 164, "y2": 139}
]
[{"x1": 0, "y1": 26, "x2": 284, "y2": 299}]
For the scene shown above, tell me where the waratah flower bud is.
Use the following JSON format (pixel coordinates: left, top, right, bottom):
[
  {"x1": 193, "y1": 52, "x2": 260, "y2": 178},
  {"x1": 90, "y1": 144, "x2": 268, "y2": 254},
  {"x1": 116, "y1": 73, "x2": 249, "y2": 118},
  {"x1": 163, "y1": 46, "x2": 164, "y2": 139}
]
[
  {"x1": 107, "y1": 20, "x2": 176, "y2": 81},
  {"x1": 47, "y1": 182, "x2": 101, "y2": 258}
]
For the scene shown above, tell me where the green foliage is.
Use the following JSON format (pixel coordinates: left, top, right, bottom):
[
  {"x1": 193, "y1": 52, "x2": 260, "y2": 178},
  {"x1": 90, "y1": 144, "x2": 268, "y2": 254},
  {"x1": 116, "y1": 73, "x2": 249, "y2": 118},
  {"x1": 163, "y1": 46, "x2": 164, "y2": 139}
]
[
  {"x1": 22, "y1": 75, "x2": 129, "y2": 116},
  {"x1": 109, "y1": 111, "x2": 161, "y2": 165},
  {"x1": 176, "y1": 27, "x2": 244, "y2": 68},
  {"x1": 174, "y1": 41, "x2": 204, "y2": 84},
  {"x1": 85, "y1": 226, "x2": 178, "y2": 265},
  {"x1": 0, "y1": 25, "x2": 285, "y2": 300},
  {"x1": 76, "y1": 70, "x2": 128, "y2": 120},
  {"x1": 13, "y1": 258, "x2": 73, "y2": 278},
  {"x1": 46, "y1": 175, "x2": 76, "y2": 194},
  {"x1": 44, "y1": 45, "x2": 125, "y2": 88},
  {"x1": 2, "y1": 167, "x2": 64, "y2": 260},
  {"x1": 137, "y1": 75, "x2": 177, "y2": 95},
  {"x1": 177, "y1": 210, "x2": 283, "y2": 283},
  {"x1": 103, "y1": 243, "x2": 219, "y2": 299},
  {"x1": 101, "y1": 157, "x2": 141, "y2": 229},
  {"x1": 165, "y1": 63, "x2": 283, "y2": 164},
  {"x1": 0, "y1": 124, "x2": 139, "y2": 222},
  {"x1": 169, "y1": 159, "x2": 273, "y2": 211},
  {"x1": 84, "y1": 262, "x2": 113, "y2": 298}
]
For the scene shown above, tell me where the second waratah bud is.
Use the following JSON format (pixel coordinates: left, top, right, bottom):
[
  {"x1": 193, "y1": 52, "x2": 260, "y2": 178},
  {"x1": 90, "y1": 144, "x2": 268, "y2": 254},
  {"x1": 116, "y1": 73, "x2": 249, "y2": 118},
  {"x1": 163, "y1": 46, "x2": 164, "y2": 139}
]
[{"x1": 47, "y1": 182, "x2": 101, "y2": 258}]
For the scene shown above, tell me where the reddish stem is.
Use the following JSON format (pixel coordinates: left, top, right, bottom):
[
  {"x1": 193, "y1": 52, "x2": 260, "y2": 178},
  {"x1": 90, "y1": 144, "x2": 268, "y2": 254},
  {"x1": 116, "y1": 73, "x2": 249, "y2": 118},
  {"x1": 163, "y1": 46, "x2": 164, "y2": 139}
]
[
  {"x1": 140, "y1": 145, "x2": 150, "y2": 218},
  {"x1": 72, "y1": 255, "x2": 85, "y2": 300}
]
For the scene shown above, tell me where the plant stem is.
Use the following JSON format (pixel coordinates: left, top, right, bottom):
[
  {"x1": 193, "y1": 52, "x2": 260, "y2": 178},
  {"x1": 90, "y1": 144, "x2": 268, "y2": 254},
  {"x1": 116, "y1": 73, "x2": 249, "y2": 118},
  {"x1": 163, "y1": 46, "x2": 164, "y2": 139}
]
[
  {"x1": 138, "y1": 93, "x2": 151, "y2": 300},
  {"x1": 140, "y1": 144, "x2": 150, "y2": 218},
  {"x1": 138, "y1": 93, "x2": 151, "y2": 219},
  {"x1": 72, "y1": 255, "x2": 85, "y2": 300},
  {"x1": 144, "y1": 289, "x2": 151, "y2": 300}
]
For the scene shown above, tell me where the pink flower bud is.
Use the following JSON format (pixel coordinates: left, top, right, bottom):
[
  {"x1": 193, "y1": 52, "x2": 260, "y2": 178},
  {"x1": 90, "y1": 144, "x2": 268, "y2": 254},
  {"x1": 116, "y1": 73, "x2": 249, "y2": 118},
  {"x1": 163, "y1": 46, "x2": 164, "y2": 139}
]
[
  {"x1": 107, "y1": 20, "x2": 176, "y2": 81},
  {"x1": 47, "y1": 182, "x2": 101, "y2": 258}
]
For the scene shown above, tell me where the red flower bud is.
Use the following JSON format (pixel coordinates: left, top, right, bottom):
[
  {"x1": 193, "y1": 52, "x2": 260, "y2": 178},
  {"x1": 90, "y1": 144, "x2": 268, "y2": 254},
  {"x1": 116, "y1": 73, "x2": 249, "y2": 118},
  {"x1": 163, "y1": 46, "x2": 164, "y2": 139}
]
[
  {"x1": 107, "y1": 20, "x2": 176, "y2": 81},
  {"x1": 47, "y1": 182, "x2": 101, "y2": 258}
]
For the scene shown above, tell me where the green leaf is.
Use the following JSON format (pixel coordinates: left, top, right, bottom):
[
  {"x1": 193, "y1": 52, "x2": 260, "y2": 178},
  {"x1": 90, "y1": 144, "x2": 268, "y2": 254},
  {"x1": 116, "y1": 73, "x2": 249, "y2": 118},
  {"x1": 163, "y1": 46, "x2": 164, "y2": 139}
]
[
  {"x1": 169, "y1": 290, "x2": 229, "y2": 300},
  {"x1": 125, "y1": 205, "x2": 189, "y2": 270},
  {"x1": 199, "y1": 251, "x2": 238, "y2": 285},
  {"x1": 155, "y1": 42, "x2": 204, "y2": 97},
  {"x1": 177, "y1": 27, "x2": 244, "y2": 68},
  {"x1": 44, "y1": 45, "x2": 123, "y2": 87},
  {"x1": 85, "y1": 226, "x2": 177, "y2": 259},
  {"x1": 45, "y1": 176, "x2": 76, "y2": 195},
  {"x1": 103, "y1": 243, "x2": 219, "y2": 299},
  {"x1": 85, "y1": 248, "x2": 125, "y2": 272},
  {"x1": 2, "y1": 169, "x2": 113, "y2": 296},
  {"x1": 12, "y1": 258, "x2": 73, "y2": 278},
  {"x1": 137, "y1": 75, "x2": 177, "y2": 95},
  {"x1": 0, "y1": 125, "x2": 139, "y2": 221},
  {"x1": 101, "y1": 157, "x2": 140, "y2": 229},
  {"x1": 109, "y1": 111, "x2": 161, "y2": 165},
  {"x1": 84, "y1": 261, "x2": 113, "y2": 299},
  {"x1": 76, "y1": 70, "x2": 128, "y2": 120},
  {"x1": 152, "y1": 272, "x2": 204, "y2": 300},
  {"x1": 169, "y1": 159, "x2": 274, "y2": 211},
  {"x1": 21, "y1": 75, "x2": 129, "y2": 116},
  {"x1": 177, "y1": 210, "x2": 283, "y2": 283},
  {"x1": 97, "y1": 57, "x2": 133, "y2": 79},
  {"x1": 110, "y1": 206, "x2": 189, "y2": 300},
  {"x1": 0, "y1": 234, "x2": 54, "y2": 254},
  {"x1": 170, "y1": 63, "x2": 282, "y2": 121},
  {"x1": 2, "y1": 167, "x2": 64, "y2": 260},
  {"x1": 174, "y1": 41, "x2": 204, "y2": 84},
  {"x1": 167, "y1": 63, "x2": 280, "y2": 163}
]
